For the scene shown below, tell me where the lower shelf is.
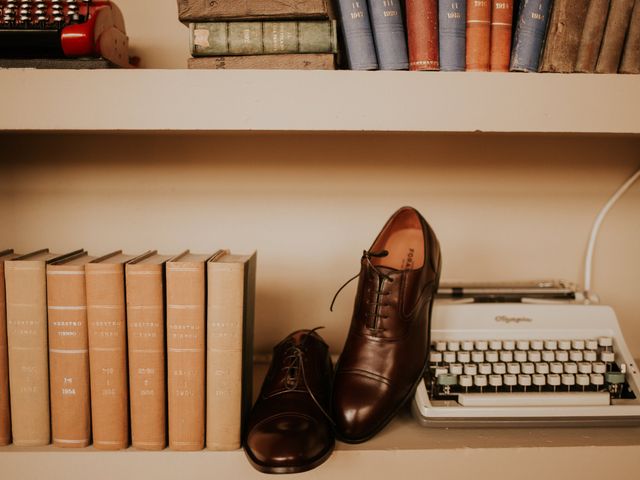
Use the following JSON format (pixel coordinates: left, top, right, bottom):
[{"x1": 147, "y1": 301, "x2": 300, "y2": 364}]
[{"x1": 2, "y1": 410, "x2": 640, "y2": 479}]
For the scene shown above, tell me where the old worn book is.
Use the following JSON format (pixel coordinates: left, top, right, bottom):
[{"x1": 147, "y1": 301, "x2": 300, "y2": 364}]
[
  {"x1": 167, "y1": 250, "x2": 223, "y2": 451},
  {"x1": 490, "y1": 0, "x2": 515, "y2": 71},
  {"x1": 540, "y1": 0, "x2": 590, "y2": 73},
  {"x1": 206, "y1": 252, "x2": 257, "y2": 451},
  {"x1": 47, "y1": 251, "x2": 93, "y2": 448},
  {"x1": 0, "y1": 249, "x2": 17, "y2": 446},
  {"x1": 510, "y1": 0, "x2": 553, "y2": 72},
  {"x1": 335, "y1": 0, "x2": 378, "y2": 70},
  {"x1": 407, "y1": 0, "x2": 439, "y2": 71},
  {"x1": 620, "y1": 0, "x2": 640, "y2": 73},
  {"x1": 126, "y1": 251, "x2": 172, "y2": 451},
  {"x1": 190, "y1": 21, "x2": 338, "y2": 56},
  {"x1": 369, "y1": 0, "x2": 409, "y2": 70},
  {"x1": 86, "y1": 251, "x2": 137, "y2": 450},
  {"x1": 596, "y1": 0, "x2": 635, "y2": 73},
  {"x1": 466, "y1": 0, "x2": 491, "y2": 71},
  {"x1": 5, "y1": 249, "x2": 81, "y2": 446},
  {"x1": 439, "y1": 0, "x2": 467, "y2": 71},
  {"x1": 188, "y1": 54, "x2": 335, "y2": 70},
  {"x1": 177, "y1": 0, "x2": 333, "y2": 21},
  {"x1": 575, "y1": 0, "x2": 611, "y2": 73}
]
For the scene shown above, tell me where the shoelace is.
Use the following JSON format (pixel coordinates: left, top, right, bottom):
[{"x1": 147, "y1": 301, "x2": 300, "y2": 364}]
[
  {"x1": 281, "y1": 327, "x2": 335, "y2": 426},
  {"x1": 329, "y1": 250, "x2": 394, "y2": 334}
]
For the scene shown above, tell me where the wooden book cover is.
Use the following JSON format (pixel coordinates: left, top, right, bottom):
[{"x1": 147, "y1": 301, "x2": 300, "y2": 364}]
[
  {"x1": 620, "y1": 1, "x2": 640, "y2": 74},
  {"x1": 188, "y1": 54, "x2": 335, "y2": 70},
  {"x1": 47, "y1": 251, "x2": 94, "y2": 448},
  {"x1": 177, "y1": 0, "x2": 332, "y2": 21},
  {"x1": 5, "y1": 249, "x2": 82, "y2": 446},
  {"x1": 206, "y1": 251, "x2": 257, "y2": 451},
  {"x1": 540, "y1": 0, "x2": 590, "y2": 73},
  {"x1": 126, "y1": 251, "x2": 172, "y2": 451},
  {"x1": 466, "y1": 0, "x2": 492, "y2": 71},
  {"x1": 575, "y1": 0, "x2": 611, "y2": 73},
  {"x1": 0, "y1": 249, "x2": 17, "y2": 446},
  {"x1": 406, "y1": 0, "x2": 440, "y2": 71},
  {"x1": 490, "y1": 0, "x2": 515, "y2": 71},
  {"x1": 596, "y1": 0, "x2": 635, "y2": 73},
  {"x1": 166, "y1": 250, "x2": 222, "y2": 451},
  {"x1": 86, "y1": 251, "x2": 137, "y2": 450}
]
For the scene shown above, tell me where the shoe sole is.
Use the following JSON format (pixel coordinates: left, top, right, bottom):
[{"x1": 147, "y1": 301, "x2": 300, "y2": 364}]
[
  {"x1": 336, "y1": 261, "x2": 442, "y2": 445},
  {"x1": 244, "y1": 439, "x2": 335, "y2": 475}
]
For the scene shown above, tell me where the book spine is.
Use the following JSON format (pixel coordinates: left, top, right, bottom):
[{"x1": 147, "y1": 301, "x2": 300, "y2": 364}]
[
  {"x1": 620, "y1": 0, "x2": 640, "y2": 74},
  {"x1": 466, "y1": 0, "x2": 492, "y2": 71},
  {"x1": 46, "y1": 265, "x2": 91, "y2": 448},
  {"x1": 86, "y1": 264, "x2": 129, "y2": 450},
  {"x1": 510, "y1": 0, "x2": 553, "y2": 72},
  {"x1": 335, "y1": 0, "x2": 379, "y2": 70},
  {"x1": 188, "y1": 54, "x2": 336, "y2": 70},
  {"x1": 0, "y1": 260, "x2": 11, "y2": 446},
  {"x1": 240, "y1": 255, "x2": 257, "y2": 442},
  {"x1": 490, "y1": 0, "x2": 515, "y2": 71},
  {"x1": 166, "y1": 262, "x2": 205, "y2": 451},
  {"x1": 190, "y1": 21, "x2": 337, "y2": 56},
  {"x1": 177, "y1": 0, "x2": 331, "y2": 22},
  {"x1": 4, "y1": 260, "x2": 50, "y2": 446},
  {"x1": 126, "y1": 263, "x2": 166, "y2": 451},
  {"x1": 206, "y1": 261, "x2": 244, "y2": 451},
  {"x1": 596, "y1": 0, "x2": 636, "y2": 73},
  {"x1": 575, "y1": 0, "x2": 611, "y2": 73},
  {"x1": 406, "y1": 0, "x2": 440, "y2": 71},
  {"x1": 540, "y1": 0, "x2": 590, "y2": 73},
  {"x1": 439, "y1": 0, "x2": 467, "y2": 71},
  {"x1": 368, "y1": 0, "x2": 409, "y2": 70}
]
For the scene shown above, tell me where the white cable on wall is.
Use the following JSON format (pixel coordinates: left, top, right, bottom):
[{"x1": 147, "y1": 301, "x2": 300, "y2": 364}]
[{"x1": 584, "y1": 166, "x2": 640, "y2": 301}]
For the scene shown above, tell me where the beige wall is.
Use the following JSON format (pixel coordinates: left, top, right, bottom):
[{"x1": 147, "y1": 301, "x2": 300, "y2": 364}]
[{"x1": 2, "y1": 132, "x2": 639, "y2": 355}]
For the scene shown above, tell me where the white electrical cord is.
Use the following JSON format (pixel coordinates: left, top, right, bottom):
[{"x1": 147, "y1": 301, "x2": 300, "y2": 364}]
[{"x1": 583, "y1": 166, "x2": 640, "y2": 301}]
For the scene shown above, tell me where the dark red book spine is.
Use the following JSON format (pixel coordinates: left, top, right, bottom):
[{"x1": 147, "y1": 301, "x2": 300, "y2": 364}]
[
  {"x1": 467, "y1": 0, "x2": 492, "y2": 71},
  {"x1": 490, "y1": 0, "x2": 515, "y2": 71},
  {"x1": 407, "y1": 0, "x2": 440, "y2": 71}
]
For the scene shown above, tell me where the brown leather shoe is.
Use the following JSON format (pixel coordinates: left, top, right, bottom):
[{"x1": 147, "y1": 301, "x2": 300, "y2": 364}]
[
  {"x1": 331, "y1": 206, "x2": 441, "y2": 443},
  {"x1": 244, "y1": 329, "x2": 334, "y2": 474}
]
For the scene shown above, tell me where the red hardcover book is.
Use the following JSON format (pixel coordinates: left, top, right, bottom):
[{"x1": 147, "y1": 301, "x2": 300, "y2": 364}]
[
  {"x1": 406, "y1": 0, "x2": 439, "y2": 71},
  {"x1": 490, "y1": 0, "x2": 514, "y2": 71},
  {"x1": 467, "y1": 0, "x2": 492, "y2": 71}
]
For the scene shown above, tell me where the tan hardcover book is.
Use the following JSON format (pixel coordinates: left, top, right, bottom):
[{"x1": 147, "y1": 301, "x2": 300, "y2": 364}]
[
  {"x1": 47, "y1": 251, "x2": 94, "y2": 448},
  {"x1": 206, "y1": 252, "x2": 256, "y2": 451},
  {"x1": 0, "y1": 249, "x2": 18, "y2": 446},
  {"x1": 177, "y1": 0, "x2": 332, "y2": 21},
  {"x1": 86, "y1": 251, "x2": 137, "y2": 450},
  {"x1": 166, "y1": 250, "x2": 222, "y2": 451},
  {"x1": 5, "y1": 249, "x2": 82, "y2": 446},
  {"x1": 620, "y1": 1, "x2": 640, "y2": 74},
  {"x1": 126, "y1": 251, "x2": 172, "y2": 451},
  {"x1": 596, "y1": 0, "x2": 635, "y2": 73},
  {"x1": 540, "y1": 0, "x2": 590, "y2": 73},
  {"x1": 187, "y1": 54, "x2": 335, "y2": 70}
]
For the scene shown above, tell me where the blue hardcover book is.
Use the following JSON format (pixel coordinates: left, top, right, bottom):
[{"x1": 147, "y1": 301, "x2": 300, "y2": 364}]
[
  {"x1": 438, "y1": 1, "x2": 466, "y2": 71},
  {"x1": 335, "y1": 0, "x2": 379, "y2": 70},
  {"x1": 510, "y1": 0, "x2": 553, "y2": 72},
  {"x1": 368, "y1": 0, "x2": 409, "y2": 70}
]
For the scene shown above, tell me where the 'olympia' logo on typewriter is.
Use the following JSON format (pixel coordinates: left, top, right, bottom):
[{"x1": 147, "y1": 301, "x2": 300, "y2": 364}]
[{"x1": 495, "y1": 315, "x2": 533, "y2": 324}]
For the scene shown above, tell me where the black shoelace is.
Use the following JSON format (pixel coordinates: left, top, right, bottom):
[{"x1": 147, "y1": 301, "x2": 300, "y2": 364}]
[
  {"x1": 329, "y1": 250, "x2": 394, "y2": 335},
  {"x1": 281, "y1": 327, "x2": 335, "y2": 426}
]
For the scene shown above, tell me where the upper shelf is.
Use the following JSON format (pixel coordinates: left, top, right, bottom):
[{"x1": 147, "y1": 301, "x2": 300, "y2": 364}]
[{"x1": 1, "y1": 69, "x2": 639, "y2": 133}]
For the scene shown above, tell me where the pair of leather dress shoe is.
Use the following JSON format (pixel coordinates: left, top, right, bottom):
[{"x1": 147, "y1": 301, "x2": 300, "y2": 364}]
[{"x1": 244, "y1": 206, "x2": 441, "y2": 474}]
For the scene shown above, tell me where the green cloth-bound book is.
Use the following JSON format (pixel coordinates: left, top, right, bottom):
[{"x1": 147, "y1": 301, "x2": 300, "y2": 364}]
[{"x1": 190, "y1": 20, "x2": 338, "y2": 56}]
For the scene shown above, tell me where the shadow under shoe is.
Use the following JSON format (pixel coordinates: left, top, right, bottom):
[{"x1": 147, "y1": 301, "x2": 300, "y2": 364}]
[
  {"x1": 331, "y1": 206, "x2": 442, "y2": 443},
  {"x1": 244, "y1": 329, "x2": 335, "y2": 474}
]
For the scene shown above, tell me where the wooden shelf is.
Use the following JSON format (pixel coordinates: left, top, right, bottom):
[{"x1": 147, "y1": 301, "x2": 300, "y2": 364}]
[{"x1": 1, "y1": 69, "x2": 639, "y2": 133}]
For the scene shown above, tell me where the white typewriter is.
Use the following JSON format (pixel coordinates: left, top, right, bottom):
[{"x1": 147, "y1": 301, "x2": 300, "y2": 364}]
[{"x1": 413, "y1": 299, "x2": 640, "y2": 427}]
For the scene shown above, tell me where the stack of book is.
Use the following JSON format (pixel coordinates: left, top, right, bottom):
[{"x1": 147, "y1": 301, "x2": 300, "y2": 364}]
[
  {"x1": 178, "y1": 0, "x2": 339, "y2": 70},
  {"x1": 336, "y1": 0, "x2": 640, "y2": 74},
  {"x1": 0, "y1": 248, "x2": 256, "y2": 451}
]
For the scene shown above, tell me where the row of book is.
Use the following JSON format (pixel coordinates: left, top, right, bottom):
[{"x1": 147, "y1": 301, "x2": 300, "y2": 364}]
[
  {"x1": 0, "y1": 248, "x2": 256, "y2": 451},
  {"x1": 180, "y1": 0, "x2": 339, "y2": 70},
  {"x1": 339, "y1": 0, "x2": 640, "y2": 73}
]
